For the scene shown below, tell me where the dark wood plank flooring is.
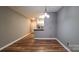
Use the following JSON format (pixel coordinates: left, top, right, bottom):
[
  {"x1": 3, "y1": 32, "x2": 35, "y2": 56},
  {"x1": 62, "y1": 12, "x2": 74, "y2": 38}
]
[{"x1": 1, "y1": 34, "x2": 67, "y2": 52}]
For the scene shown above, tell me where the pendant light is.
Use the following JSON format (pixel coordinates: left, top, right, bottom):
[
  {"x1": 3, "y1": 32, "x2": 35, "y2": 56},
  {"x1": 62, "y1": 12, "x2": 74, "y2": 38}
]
[{"x1": 39, "y1": 6, "x2": 50, "y2": 18}]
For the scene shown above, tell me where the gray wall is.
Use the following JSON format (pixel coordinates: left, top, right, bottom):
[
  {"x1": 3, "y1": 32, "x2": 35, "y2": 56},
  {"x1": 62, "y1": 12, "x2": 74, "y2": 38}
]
[
  {"x1": 57, "y1": 6, "x2": 79, "y2": 46},
  {"x1": 0, "y1": 7, "x2": 31, "y2": 48},
  {"x1": 35, "y1": 12, "x2": 57, "y2": 38}
]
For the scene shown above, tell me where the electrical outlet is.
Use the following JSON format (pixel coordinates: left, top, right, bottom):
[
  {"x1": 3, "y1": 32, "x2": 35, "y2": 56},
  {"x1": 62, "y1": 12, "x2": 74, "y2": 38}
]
[{"x1": 67, "y1": 42, "x2": 69, "y2": 46}]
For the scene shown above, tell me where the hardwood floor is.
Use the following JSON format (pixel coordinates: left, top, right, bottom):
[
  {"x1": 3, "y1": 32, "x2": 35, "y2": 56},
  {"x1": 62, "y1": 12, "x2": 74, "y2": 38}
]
[{"x1": 1, "y1": 34, "x2": 67, "y2": 52}]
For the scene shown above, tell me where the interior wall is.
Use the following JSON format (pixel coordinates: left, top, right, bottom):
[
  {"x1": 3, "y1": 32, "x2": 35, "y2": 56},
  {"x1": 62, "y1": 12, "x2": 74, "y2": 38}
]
[
  {"x1": 0, "y1": 7, "x2": 31, "y2": 48},
  {"x1": 35, "y1": 12, "x2": 57, "y2": 38},
  {"x1": 57, "y1": 6, "x2": 79, "y2": 46}
]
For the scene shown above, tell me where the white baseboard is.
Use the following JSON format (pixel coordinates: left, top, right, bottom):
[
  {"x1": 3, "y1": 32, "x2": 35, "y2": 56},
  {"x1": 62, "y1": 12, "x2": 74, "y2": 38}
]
[
  {"x1": 0, "y1": 33, "x2": 31, "y2": 51},
  {"x1": 0, "y1": 36, "x2": 71, "y2": 52},
  {"x1": 56, "y1": 38, "x2": 71, "y2": 52},
  {"x1": 35, "y1": 38, "x2": 71, "y2": 52},
  {"x1": 34, "y1": 38, "x2": 57, "y2": 40},
  {"x1": 69, "y1": 44, "x2": 79, "y2": 51}
]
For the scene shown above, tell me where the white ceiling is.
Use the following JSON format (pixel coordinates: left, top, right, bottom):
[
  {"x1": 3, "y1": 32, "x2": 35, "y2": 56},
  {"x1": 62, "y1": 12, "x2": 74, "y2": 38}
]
[{"x1": 9, "y1": 6, "x2": 62, "y2": 18}]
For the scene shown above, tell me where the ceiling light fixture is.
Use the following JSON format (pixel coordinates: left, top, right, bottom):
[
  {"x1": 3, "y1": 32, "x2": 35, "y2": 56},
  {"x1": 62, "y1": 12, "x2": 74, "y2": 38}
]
[{"x1": 39, "y1": 6, "x2": 50, "y2": 19}]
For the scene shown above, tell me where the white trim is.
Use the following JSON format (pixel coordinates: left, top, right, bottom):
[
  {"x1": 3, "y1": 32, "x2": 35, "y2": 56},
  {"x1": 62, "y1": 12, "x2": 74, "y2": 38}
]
[
  {"x1": 0, "y1": 33, "x2": 31, "y2": 51},
  {"x1": 0, "y1": 36, "x2": 71, "y2": 52},
  {"x1": 56, "y1": 38, "x2": 71, "y2": 52},
  {"x1": 35, "y1": 38, "x2": 71, "y2": 52},
  {"x1": 69, "y1": 44, "x2": 79, "y2": 51},
  {"x1": 34, "y1": 38, "x2": 57, "y2": 40}
]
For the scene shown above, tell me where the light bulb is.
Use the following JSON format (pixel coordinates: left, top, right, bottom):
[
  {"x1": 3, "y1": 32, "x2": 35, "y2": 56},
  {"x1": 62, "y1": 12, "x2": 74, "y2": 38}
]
[
  {"x1": 39, "y1": 13, "x2": 50, "y2": 19},
  {"x1": 31, "y1": 17, "x2": 35, "y2": 20},
  {"x1": 44, "y1": 13, "x2": 50, "y2": 18}
]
